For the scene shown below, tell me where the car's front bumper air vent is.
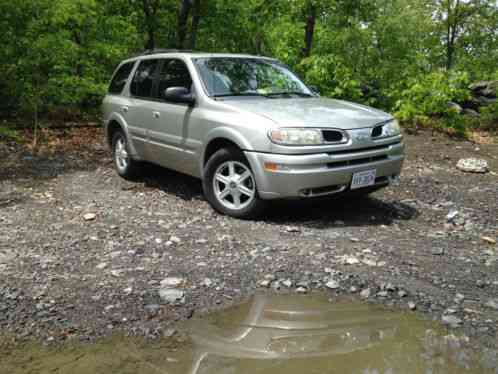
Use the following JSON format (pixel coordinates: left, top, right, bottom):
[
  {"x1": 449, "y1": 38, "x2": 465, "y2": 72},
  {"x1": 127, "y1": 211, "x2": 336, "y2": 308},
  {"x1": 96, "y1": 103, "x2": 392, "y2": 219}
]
[{"x1": 322, "y1": 130, "x2": 345, "y2": 143}]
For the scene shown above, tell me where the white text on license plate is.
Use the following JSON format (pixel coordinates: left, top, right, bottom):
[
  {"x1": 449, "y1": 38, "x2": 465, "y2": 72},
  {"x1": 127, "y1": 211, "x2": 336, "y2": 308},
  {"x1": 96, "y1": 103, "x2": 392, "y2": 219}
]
[{"x1": 351, "y1": 169, "x2": 376, "y2": 190}]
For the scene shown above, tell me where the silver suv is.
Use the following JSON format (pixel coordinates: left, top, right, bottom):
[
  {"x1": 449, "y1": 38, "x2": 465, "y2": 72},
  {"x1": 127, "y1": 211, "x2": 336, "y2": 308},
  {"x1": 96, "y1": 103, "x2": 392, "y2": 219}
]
[{"x1": 103, "y1": 51, "x2": 404, "y2": 218}]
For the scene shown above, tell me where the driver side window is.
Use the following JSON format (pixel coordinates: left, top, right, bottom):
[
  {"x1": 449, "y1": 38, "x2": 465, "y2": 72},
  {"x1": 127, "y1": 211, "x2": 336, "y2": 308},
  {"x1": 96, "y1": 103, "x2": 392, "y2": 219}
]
[{"x1": 156, "y1": 59, "x2": 193, "y2": 100}]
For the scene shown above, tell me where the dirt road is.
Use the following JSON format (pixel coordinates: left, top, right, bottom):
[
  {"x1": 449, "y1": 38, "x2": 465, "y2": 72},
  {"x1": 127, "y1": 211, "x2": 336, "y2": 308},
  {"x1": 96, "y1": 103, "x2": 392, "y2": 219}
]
[{"x1": 1, "y1": 129, "x2": 497, "y2": 349}]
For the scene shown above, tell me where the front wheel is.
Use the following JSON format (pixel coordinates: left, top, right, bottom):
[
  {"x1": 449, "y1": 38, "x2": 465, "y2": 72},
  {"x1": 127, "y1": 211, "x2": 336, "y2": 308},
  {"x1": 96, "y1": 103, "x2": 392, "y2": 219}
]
[{"x1": 203, "y1": 148, "x2": 266, "y2": 219}]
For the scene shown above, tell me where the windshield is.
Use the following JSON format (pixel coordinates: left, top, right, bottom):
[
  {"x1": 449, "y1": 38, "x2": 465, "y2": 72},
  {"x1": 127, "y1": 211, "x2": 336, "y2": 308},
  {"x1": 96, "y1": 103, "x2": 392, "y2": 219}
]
[{"x1": 192, "y1": 57, "x2": 313, "y2": 98}]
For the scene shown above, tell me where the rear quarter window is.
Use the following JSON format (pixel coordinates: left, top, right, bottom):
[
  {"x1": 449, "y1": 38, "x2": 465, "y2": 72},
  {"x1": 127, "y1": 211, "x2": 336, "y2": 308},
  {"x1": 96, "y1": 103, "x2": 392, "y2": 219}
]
[{"x1": 108, "y1": 62, "x2": 135, "y2": 94}]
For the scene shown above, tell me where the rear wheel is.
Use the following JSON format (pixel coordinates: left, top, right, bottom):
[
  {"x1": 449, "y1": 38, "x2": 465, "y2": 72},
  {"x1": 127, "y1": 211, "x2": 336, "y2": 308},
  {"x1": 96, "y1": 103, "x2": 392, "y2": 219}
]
[
  {"x1": 112, "y1": 131, "x2": 141, "y2": 179},
  {"x1": 203, "y1": 148, "x2": 266, "y2": 219}
]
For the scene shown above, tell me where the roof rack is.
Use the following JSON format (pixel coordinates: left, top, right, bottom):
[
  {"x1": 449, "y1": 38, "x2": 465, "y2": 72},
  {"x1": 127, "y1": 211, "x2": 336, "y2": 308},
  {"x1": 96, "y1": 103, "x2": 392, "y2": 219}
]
[{"x1": 138, "y1": 49, "x2": 196, "y2": 56}]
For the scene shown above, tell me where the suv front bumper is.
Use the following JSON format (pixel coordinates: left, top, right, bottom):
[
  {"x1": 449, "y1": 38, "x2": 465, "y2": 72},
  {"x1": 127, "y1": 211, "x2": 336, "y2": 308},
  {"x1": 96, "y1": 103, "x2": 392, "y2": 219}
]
[{"x1": 245, "y1": 141, "x2": 404, "y2": 199}]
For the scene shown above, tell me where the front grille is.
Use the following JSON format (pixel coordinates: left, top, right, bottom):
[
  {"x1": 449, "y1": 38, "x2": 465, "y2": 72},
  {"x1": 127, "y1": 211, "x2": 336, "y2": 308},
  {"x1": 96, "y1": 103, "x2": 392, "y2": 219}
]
[
  {"x1": 322, "y1": 130, "x2": 345, "y2": 143},
  {"x1": 327, "y1": 155, "x2": 388, "y2": 169}
]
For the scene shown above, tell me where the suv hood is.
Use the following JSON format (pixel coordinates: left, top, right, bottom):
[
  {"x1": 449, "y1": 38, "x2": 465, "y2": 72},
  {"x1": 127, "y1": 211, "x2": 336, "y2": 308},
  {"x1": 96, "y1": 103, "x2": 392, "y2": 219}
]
[{"x1": 222, "y1": 97, "x2": 392, "y2": 130}]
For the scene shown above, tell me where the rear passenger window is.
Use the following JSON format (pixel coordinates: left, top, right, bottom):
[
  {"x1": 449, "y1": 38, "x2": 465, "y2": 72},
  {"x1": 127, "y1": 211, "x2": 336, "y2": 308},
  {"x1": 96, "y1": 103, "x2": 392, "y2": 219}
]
[
  {"x1": 130, "y1": 59, "x2": 159, "y2": 98},
  {"x1": 156, "y1": 59, "x2": 193, "y2": 99},
  {"x1": 108, "y1": 62, "x2": 135, "y2": 94}
]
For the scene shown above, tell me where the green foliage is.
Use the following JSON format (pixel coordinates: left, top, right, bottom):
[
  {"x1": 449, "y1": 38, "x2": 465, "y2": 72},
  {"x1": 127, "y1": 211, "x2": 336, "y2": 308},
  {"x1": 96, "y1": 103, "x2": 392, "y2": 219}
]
[
  {"x1": 0, "y1": 0, "x2": 496, "y2": 139},
  {"x1": 394, "y1": 71, "x2": 471, "y2": 135},
  {"x1": 299, "y1": 55, "x2": 365, "y2": 103}
]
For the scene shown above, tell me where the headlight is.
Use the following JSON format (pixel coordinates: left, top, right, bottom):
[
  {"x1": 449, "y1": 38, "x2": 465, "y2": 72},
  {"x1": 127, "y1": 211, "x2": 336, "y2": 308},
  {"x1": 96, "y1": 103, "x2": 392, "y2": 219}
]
[
  {"x1": 382, "y1": 119, "x2": 401, "y2": 137},
  {"x1": 268, "y1": 128, "x2": 323, "y2": 145}
]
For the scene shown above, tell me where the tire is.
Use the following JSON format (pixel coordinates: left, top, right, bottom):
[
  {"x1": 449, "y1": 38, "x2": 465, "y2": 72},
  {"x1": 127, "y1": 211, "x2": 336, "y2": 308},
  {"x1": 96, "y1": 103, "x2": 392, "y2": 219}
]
[
  {"x1": 111, "y1": 130, "x2": 141, "y2": 179},
  {"x1": 203, "y1": 147, "x2": 266, "y2": 219}
]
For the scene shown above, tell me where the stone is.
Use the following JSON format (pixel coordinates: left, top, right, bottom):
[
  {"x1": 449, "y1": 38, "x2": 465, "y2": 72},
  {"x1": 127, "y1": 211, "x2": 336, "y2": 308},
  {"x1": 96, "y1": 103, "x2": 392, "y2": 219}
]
[
  {"x1": 446, "y1": 210, "x2": 459, "y2": 222},
  {"x1": 258, "y1": 279, "x2": 271, "y2": 288},
  {"x1": 170, "y1": 236, "x2": 181, "y2": 244},
  {"x1": 482, "y1": 236, "x2": 497, "y2": 245},
  {"x1": 285, "y1": 226, "x2": 300, "y2": 233},
  {"x1": 325, "y1": 280, "x2": 340, "y2": 289},
  {"x1": 282, "y1": 279, "x2": 293, "y2": 288},
  {"x1": 201, "y1": 278, "x2": 213, "y2": 287},
  {"x1": 408, "y1": 301, "x2": 417, "y2": 310},
  {"x1": 456, "y1": 158, "x2": 489, "y2": 173},
  {"x1": 83, "y1": 213, "x2": 96, "y2": 221},
  {"x1": 442, "y1": 315, "x2": 462, "y2": 328},
  {"x1": 160, "y1": 277, "x2": 184, "y2": 288},
  {"x1": 96, "y1": 262, "x2": 107, "y2": 270},
  {"x1": 158, "y1": 289, "x2": 185, "y2": 304},
  {"x1": 447, "y1": 101, "x2": 463, "y2": 113},
  {"x1": 144, "y1": 304, "x2": 161, "y2": 317},
  {"x1": 360, "y1": 288, "x2": 371, "y2": 299},
  {"x1": 398, "y1": 290, "x2": 407, "y2": 298},
  {"x1": 463, "y1": 108, "x2": 480, "y2": 117},
  {"x1": 485, "y1": 299, "x2": 498, "y2": 311},
  {"x1": 296, "y1": 287, "x2": 307, "y2": 294},
  {"x1": 432, "y1": 247, "x2": 445, "y2": 255}
]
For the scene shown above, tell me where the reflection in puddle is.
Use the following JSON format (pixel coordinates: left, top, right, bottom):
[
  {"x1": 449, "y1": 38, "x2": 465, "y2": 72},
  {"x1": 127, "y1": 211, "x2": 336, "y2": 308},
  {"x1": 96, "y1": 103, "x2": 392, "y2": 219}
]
[{"x1": 1, "y1": 294, "x2": 496, "y2": 373}]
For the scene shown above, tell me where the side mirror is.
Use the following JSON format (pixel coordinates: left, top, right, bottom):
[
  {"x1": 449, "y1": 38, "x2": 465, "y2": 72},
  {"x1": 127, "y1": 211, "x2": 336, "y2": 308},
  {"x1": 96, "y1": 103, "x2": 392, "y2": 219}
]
[
  {"x1": 163, "y1": 87, "x2": 195, "y2": 105},
  {"x1": 308, "y1": 85, "x2": 320, "y2": 95}
]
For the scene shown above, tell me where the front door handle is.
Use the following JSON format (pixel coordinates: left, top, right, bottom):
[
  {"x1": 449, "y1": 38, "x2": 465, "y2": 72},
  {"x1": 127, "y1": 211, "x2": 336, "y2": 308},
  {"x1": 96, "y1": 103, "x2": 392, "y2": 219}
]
[
  {"x1": 121, "y1": 106, "x2": 129, "y2": 113},
  {"x1": 152, "y1": 111, "x2": 160, "y2": 119}
]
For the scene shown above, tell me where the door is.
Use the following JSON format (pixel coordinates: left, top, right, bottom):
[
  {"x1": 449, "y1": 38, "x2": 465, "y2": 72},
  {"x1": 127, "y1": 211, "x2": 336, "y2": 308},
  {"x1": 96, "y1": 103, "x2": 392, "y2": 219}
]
[
  {"x1": 145, "y1": 58, "x2": 195, "y2": 174},
  {"x1": 126, "y1": 58, "x2": 161, "y2": 160}
]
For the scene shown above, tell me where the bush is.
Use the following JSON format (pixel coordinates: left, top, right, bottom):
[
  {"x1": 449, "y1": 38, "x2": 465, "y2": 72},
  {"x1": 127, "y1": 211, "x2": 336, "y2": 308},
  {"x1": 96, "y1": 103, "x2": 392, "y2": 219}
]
[{"x1": 394, "y1": 70, "x2": 471, "y2": 135}]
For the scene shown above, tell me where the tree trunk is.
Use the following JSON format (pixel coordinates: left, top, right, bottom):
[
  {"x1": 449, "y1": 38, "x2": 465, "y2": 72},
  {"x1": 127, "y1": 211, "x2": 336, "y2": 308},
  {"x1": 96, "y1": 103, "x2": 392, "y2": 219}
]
[
  {"x1": 178, "y1": 0, "x2": 193, "y2": 49},
  {"x1": 302, "y1": 2, "x2": 316, "y2": 58},
  {"x1": 142, "y1": 0, "x2": 159, "y2": 50},
  {"x1": 189, "y1": 0, "x2": 201, "y2": 50}
]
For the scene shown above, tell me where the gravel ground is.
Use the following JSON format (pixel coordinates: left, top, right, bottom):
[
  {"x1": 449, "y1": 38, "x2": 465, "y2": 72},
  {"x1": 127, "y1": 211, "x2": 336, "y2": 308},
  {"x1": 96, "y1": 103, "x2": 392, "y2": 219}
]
[{"x1": 0, "y1": 129, "x2": 497, "y2": 349}]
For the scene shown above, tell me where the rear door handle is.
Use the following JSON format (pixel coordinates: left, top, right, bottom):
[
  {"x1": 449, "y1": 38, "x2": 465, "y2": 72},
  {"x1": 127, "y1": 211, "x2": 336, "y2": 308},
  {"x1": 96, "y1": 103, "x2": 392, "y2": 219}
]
[
  {"x1": 121, "y1": 106, "x2": 129, "y2": 113},
  {"x1": 152, "y1": 111, "x2": 160, "y2": 119}
]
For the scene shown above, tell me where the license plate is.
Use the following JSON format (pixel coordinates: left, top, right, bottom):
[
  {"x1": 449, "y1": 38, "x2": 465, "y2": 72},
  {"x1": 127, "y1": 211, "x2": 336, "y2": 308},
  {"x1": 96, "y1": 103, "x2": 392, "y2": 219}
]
[{"x1": 351, "y1": 169, "x2": 376, "y2": 190}]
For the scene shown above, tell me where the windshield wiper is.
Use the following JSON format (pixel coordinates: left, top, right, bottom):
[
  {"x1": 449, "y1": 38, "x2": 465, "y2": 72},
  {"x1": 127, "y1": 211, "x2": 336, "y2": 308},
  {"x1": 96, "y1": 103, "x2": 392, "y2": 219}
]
[
  {"x1": 266, "y1": 91, "x2": 315, "y2": 98},
  {"x1": 212, "y1": 92, "x2": 269, "y2": 98}
]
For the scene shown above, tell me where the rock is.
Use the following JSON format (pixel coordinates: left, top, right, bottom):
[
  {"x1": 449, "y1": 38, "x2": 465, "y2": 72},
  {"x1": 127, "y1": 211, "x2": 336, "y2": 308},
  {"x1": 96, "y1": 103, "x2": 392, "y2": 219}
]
[
  {"x1": 408, "y1": 301, "x2": 417, "y2": 310},
  {"x1": 398, "y1": 290, "x2": 407, "y2": 298},
  {"x1": 282, "y1": 279, "x2": 293, "y2": 288},
  {"x1": 463, "y1": 108, "x2": 480, "y2": 117},
  {"x1": 447, "y1": 101, "x2": 463, "y2": 113},
  {"x1": 83, "y1": 213, "x2": 96, "y2": 221},
  {"x1": 485, "y1": 299, "x2": 498, "y2": 311},
  {"x1": 342, "y1": 255, "x2": 360, "y2": 265},
  {"x1": 160, "y1": 277, "x2": 184, "y2": 288},
  {"x1": 296, "y1": 287, "x2": 307, "y2": 294},
  {"x1": 144, "y1": 304, "x2": 161, "y2": 317},
  {"x1": 442, "y1": 315, "x2": 462, "y2": 328},
  {"x1": 360, "y1": 288, "x2": 371, "y2": 299},
  {"x1": 170, "y1": 236, "x2": 181, "y2": 244},
  {"x1": 446, "y1": 209, "x2": 459, "y2": 222},
  {"x1": 469, "y1": 80, "x2": 498, "y2": 97},
  {"x1": 482, "y1": 236, "x2": 497, "y2": 245},
  {"x1": 96, "y1": 262, "x2": 108, "y2": 270},
  {"x1": 456, "y1": 158, "x2": 489, "y2": 173},
  {"x1": 432, "y1": 247, "x2": 445, "y2": 256},
  {"x1": 325, "y1": 280, "x2": 340, "y2": 289},
  {"x1": 158, "y1": 289, "x2": 185, "y2": 304},
  {"x1": 285, "y1": 226, "x2": 300, "y2": 233},
  {"x1": 201, "y1": 278, "x2": 213, "y2": 287},
  {"x1": 258, "y1": 279, "x2": 271, "y2": 288},
  {"x1": 454, "y1": 293, "x2": 465, "y2": 303}
]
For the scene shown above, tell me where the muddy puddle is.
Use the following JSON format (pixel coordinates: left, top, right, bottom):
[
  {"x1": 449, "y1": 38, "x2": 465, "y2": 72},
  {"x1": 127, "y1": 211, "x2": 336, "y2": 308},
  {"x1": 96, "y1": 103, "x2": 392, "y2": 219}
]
[{"x1": 1, "y1": 293, "x2": 497, "y2": 373}]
